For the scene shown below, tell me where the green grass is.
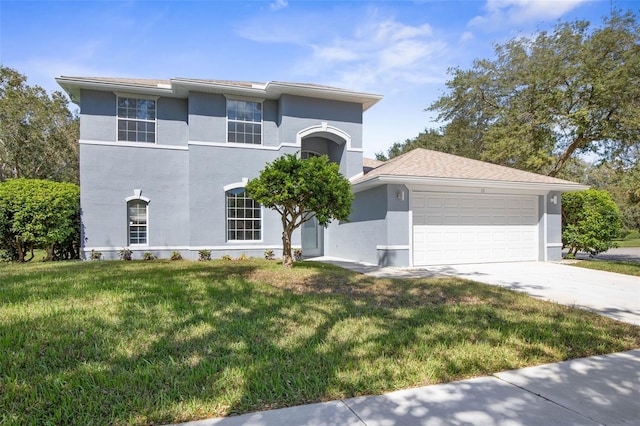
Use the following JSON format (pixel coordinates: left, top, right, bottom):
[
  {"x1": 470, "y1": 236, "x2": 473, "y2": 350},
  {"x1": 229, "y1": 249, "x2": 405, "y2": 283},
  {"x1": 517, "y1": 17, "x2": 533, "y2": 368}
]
[
  {"x1": 570, "y1": 259, "x2": 640, "y2": 276},
  {"x1": 615, "y1": 230, "x2": 640, "y2": 247},
  {"x1": 1, "y1": 259, "x2": 638, "y2": 425}
]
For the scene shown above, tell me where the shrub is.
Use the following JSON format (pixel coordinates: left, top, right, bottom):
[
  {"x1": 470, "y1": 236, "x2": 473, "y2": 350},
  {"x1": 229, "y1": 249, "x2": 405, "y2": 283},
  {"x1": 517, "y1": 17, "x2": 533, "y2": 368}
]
[
  {"x1": 562, "y1": 189, "x2": 622, "y2": 256},
  {"x1": 294, "y1": 248, "x2": 303, "y2": 261},
  {"x1": 238, "y1": 253, "x2": 247, "y2": 261},
  {"x1": 89, "y1": 250, "x2": 102, "y2": 260},
  {"x1": 198, "y1": 250, "x2": 211, "y2": 261},
  {"x1": 119, "y1": 248, "x2": 132, "y2": 261},
  {"x1": 170, "y1": 251, "x2": 183, "y2": 261},
  {"x1": 142, "y1": 252, "x2": 157, "y2": 261},
  {"x1": 0, "y1": 179, "x2": 80, "y2": 261},
  {"x1": 264, "y1": 249, "x2": 275, "y2": 260},
  {"x1": 222, "y1": 254, "x2": 232, "y2": 261}
]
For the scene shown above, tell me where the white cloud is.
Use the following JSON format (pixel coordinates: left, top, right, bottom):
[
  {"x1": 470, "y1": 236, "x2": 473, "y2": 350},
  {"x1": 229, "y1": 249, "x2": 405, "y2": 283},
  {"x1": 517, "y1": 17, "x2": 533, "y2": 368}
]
[
  {"x1": 470, "y1": 0, "x2": 590, "y2": 28},
  {"x1": 270, "y1": 0, "x2": 288, "y2": 11},
  {"x1": 292, "y1": 16, "x2": 447, "y2": 91}
]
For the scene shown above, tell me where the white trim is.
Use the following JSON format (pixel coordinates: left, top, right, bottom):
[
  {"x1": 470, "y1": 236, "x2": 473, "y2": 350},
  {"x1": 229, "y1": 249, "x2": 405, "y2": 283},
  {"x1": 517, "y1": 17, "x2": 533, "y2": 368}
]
[
  {"x1": 408, "y1": 207, "x2": 414, "y2": 267},
  {"x1": 114, "y1": 91, "x2": 160, "y2": 101},
  {"x1": 226, "y1": 98, "x2": 263, "y2": 145},
  {"x1": 79, "y1": 139, "x2": 188, "y2": 151},
  {"x1": 187, "y1": 140, "x2": 364, "y2": 153},
  {"x1": 349, "y1": 172, "x2": 364, "y2": 182},
  {"x1": 355, "y1": 175, "x2": 589, "y2": 193},
  {"x1": 222, "y1": 94, "x2": 265, "y2": 103},
  {"x1": 543, "y1": 195, "x2": 548, "y2": 261},
  {"x1": 82, "y1": 244, "x2": 296, "y2": 253},
  {"x1": 189, "y1": 140, "x2": 298, "y2": 151},
  {"x1": 296, "y1": 124, "x2": 352, "y2": 148},
  {"x1": 223, "y1": 178, "x2": 249, "y2": 192},
  {"x1": 376, "y1": 245, "x2": 410, "y2": 250},
  {"x1": 546, "y1": 242, "x2": 563, "y2": 248},
  {"x1": 125, "y1": 189, "x2": 151, "y2": 203},
  {"x1": 115, "y1": 94, "x2": 158, "y2": 145}
]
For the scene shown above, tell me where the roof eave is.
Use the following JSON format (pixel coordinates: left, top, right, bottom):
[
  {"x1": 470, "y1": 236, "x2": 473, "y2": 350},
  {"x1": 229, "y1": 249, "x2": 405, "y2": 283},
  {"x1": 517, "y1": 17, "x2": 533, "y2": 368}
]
[
  {"x1": 55, "y1": 77, "x2": 383, "y2": 111},
  {"x1": 55, "y1": 77, "x2": 174, "y2": 104},
  {"x1": 352, "y1": 175, "x2": 590, "y2": 193}
]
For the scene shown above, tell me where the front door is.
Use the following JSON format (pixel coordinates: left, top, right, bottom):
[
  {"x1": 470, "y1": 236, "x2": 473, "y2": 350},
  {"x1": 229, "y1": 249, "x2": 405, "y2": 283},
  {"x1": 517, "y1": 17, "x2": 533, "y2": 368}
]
[{"x1": 302, "y1": 216, "x2": 323, "y2": 257}]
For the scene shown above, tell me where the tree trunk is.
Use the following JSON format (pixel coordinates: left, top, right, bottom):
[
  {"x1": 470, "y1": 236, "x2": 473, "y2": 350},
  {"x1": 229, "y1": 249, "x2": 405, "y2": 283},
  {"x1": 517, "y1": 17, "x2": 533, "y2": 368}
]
[
  {"x1": 282, "y1": 229, "x2": 293, "y2": 268},
  {"x1": 549, "y1": 135, "x2": 587, "y2": 177},
  {"x1": 15, "y1": 236, "x2": 24, "y2": 262}
]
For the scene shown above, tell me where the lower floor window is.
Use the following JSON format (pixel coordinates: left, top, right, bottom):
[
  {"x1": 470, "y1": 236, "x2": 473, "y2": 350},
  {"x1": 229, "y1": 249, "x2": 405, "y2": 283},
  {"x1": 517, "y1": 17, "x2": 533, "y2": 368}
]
[
  {"x1": 128, "y1": 200, "x2": 148, "y2": 244},
  {"x1": 226, "y1": 188, "x2": 261, "y2": 241}
]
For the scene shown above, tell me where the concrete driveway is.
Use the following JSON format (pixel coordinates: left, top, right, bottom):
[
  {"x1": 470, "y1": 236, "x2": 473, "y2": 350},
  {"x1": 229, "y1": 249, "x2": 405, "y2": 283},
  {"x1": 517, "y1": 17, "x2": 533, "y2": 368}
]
[
  {"x1": 315, "y1": 257, "x2": 640, "y2": 326},
  {"x1": 429, "y1": 262, "x2": 639, "y2": 325}
]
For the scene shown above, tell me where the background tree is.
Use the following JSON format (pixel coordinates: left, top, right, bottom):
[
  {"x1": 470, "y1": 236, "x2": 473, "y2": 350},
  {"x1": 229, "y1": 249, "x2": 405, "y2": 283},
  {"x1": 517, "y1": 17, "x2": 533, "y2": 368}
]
[
  {"x1": 562, "y1": 189, "x2": 621, "y2": 257},
  {"x1": 0, "y1": 178, "x2": 80, "y2": 261},
  {"x1": 423, "y1": 10, "x2": 639, "y2": 176},
  {"x1": 0, "y1": 66, "x2": 79, "y2": 183},
  {"x1": 246, "y1": 153, "x2": 353, "y2": 268}
]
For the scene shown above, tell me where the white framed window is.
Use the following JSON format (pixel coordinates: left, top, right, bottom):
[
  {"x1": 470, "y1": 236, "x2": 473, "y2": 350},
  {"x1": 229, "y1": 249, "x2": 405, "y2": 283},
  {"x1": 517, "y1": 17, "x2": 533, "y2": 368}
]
[
  {"x1": 227, "y1": 99, "x2": 262, "y2": 144},
  {"x1": 226, "y1": 188, "x2": 261, "y2": 241},
  {"x1": 128, "y1": 200, "x2": 148, "y2": 245},
  {"x1": 117, "y1": 97, "x2": 156, "y2": 143}
]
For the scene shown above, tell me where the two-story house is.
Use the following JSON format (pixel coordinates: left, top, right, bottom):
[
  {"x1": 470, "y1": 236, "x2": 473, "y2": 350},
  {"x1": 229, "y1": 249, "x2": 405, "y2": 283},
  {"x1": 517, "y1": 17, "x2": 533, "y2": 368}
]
[{"x1": 56, "y1": 76, "x2": 587, "y2": 266}]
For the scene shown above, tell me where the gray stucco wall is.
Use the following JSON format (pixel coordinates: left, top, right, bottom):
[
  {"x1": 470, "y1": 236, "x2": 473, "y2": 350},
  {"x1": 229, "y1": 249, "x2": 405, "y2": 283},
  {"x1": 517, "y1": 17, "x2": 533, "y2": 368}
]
[
  {"x1": 279, "y1": 95, "x2": 363, "y2": 148},
  {"x1": 79, "y1": 144, "x2": 190, "y2": 254},
  {"x1": 187, "y1": 144, "x2": 300, "y2": 249},
  {"x1": 78, "y1": 87, "x2": 366, "y2": 260},
  {"x1": 327, "y1": 185, "x2": 388, "y2": 265},
  {"x1": 548, "y1": 191, "x2": 563, "y2": 261},
  {"x1": 80, "y1": 89, "x2": 188, "y2": 147},
  {"x1": 80, "y1": 90, "x2": 116, "y2": 141}
]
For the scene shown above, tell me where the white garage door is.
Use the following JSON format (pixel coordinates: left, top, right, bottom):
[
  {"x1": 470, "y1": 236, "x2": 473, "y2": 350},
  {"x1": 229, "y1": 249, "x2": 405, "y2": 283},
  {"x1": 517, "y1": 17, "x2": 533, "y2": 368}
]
[{"x1": 412, "y1": 193, "x2": 538, "y2": 266}]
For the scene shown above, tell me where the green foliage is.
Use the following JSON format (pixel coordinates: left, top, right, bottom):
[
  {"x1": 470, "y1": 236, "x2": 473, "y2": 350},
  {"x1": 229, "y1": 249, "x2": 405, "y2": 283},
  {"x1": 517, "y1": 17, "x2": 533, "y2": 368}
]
[
  {"x1": 119, "y1": 248, "x2": 132, "y2": 261},
  {"x1": 246, "y1": 153, "x2": 353, "y2": 267},
  {"x1": 170, "y1": 251, "x2": 183, "y2": 261},
  {"x1": 294, "y1": 248, "x2": 303, "y2": 261},
  {"x1": 142, "y1": 252, "x2": 157, "y2": 261},
  {"x1": 0, "y1": 66, "x2": 79, "y2": 183},
  {"x1": 89, "y1": 250, "x2": 102, "y2": 260},
  {"x1": 562, "y1": 189, "x2": 622, "y2": 256},
  {"x1": 198, "y1": 249, "x2": 211, "y2": 261},
  {"x1": 0, "y1": 178, "x2": 80, "y2": 261},
  {"x1": 264, "y1": 249, "x2": 275, "y2": 260},
  {"x1": 426, "y1": 10, "x2": 640, "y2": 177},
  {"x1": 221, "y1": 254, "x2": 232, "y2": 261}
]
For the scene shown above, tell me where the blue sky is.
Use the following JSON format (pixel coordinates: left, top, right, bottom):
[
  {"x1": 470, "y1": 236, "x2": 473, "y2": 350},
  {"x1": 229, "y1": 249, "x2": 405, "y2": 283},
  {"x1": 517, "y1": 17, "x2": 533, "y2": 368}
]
[{"x1": 0, "y1": 0, "x2": 634, "y2": 157}]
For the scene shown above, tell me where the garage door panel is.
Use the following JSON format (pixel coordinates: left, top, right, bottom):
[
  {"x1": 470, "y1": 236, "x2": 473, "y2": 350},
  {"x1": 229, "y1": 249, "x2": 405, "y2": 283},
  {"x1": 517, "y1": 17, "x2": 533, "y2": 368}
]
[{"x1": 412, "y1": 194, "x2": 538, "y2": 266}]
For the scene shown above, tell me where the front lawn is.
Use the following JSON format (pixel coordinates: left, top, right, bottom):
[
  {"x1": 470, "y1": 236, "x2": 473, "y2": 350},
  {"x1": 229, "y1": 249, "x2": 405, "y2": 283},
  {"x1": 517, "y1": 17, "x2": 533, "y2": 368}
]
[
  {"x1": 1, "y1": 259, "x2": 638, "y2": 425},
  {"x1": 570, "y1": 259, "x2": 640, "y2": 276},
  {"x1": 615, "y1": 230, "x2": 640, "y2": 247}
]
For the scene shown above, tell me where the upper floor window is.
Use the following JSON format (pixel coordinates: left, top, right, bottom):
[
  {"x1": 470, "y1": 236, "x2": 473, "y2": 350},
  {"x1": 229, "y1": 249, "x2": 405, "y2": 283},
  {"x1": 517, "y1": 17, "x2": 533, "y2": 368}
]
[
  {"x1": 226, "y1": 188, "x2": 261, "y2": 241},
  {"x1": 128, "y1": 199, "x2": 148, "y2": 245},
  {"x1": 118, "y1": 97, "x2": 156, "y2": 143},
  {"x1": 227, "y1": 99, "x2": 262, "y2": 144}
]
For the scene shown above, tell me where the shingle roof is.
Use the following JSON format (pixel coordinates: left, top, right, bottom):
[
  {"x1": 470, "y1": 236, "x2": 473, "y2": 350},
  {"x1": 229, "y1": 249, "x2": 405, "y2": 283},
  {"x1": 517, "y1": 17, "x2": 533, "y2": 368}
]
[
  {"x1": 363, "y1": 157, "x2": 385, "y2": 171},
  {"x1": 355, "y1": 148, "x2": 585, "y2": 188}
]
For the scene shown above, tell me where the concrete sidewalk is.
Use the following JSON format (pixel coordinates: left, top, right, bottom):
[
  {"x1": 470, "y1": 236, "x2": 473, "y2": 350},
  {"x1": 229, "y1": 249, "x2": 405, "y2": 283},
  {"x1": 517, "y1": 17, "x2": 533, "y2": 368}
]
[{"x1": 174, "y1": 350, "x2": 640, "y2": 426}]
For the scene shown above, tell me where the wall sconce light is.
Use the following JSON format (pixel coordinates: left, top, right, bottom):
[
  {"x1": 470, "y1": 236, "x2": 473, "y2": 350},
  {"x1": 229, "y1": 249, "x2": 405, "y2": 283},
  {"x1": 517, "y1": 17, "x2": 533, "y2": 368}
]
[
  {"x1": 550, "y1": 195, "x2": 557, "y2": 205},
  {"x1": 397, "y1": 191, "x2": 405, "y2": 201}
]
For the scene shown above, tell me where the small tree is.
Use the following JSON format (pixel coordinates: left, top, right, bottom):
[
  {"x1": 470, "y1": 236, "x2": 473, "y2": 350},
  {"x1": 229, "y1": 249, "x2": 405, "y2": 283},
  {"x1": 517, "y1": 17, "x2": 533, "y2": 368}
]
[
  {"x1": 246, "y1": 153, "x2": 353, "y2": 268},
  {"x1": 0, "y1": 178, "x2": 80, "y2": 261},
  {"x1": 562, "y1": 189, "x2": 621, "y2": 257}
]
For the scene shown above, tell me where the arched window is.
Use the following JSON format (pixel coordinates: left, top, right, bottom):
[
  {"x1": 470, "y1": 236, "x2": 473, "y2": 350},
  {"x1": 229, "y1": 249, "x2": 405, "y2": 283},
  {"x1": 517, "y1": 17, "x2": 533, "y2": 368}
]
[
  {"x1": 226, "y1": 188, "x2": 261, "y2": 241},
  {"x1": 128, "y1": 199, "x2": 148, "y2": 245}
]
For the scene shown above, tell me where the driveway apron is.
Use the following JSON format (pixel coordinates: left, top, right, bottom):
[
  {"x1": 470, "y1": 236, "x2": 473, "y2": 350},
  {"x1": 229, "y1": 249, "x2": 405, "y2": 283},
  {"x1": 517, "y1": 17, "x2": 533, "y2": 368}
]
[{"x1": 412, "y1": 262, "x2": 640, "y2": 326}]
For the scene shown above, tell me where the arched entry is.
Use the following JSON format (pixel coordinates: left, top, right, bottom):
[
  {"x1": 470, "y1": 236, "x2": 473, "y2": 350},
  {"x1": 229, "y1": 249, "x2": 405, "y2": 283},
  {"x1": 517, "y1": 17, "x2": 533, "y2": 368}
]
[{"x1": 297, "y1": 124, "x2": 350, "y2": 257}]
